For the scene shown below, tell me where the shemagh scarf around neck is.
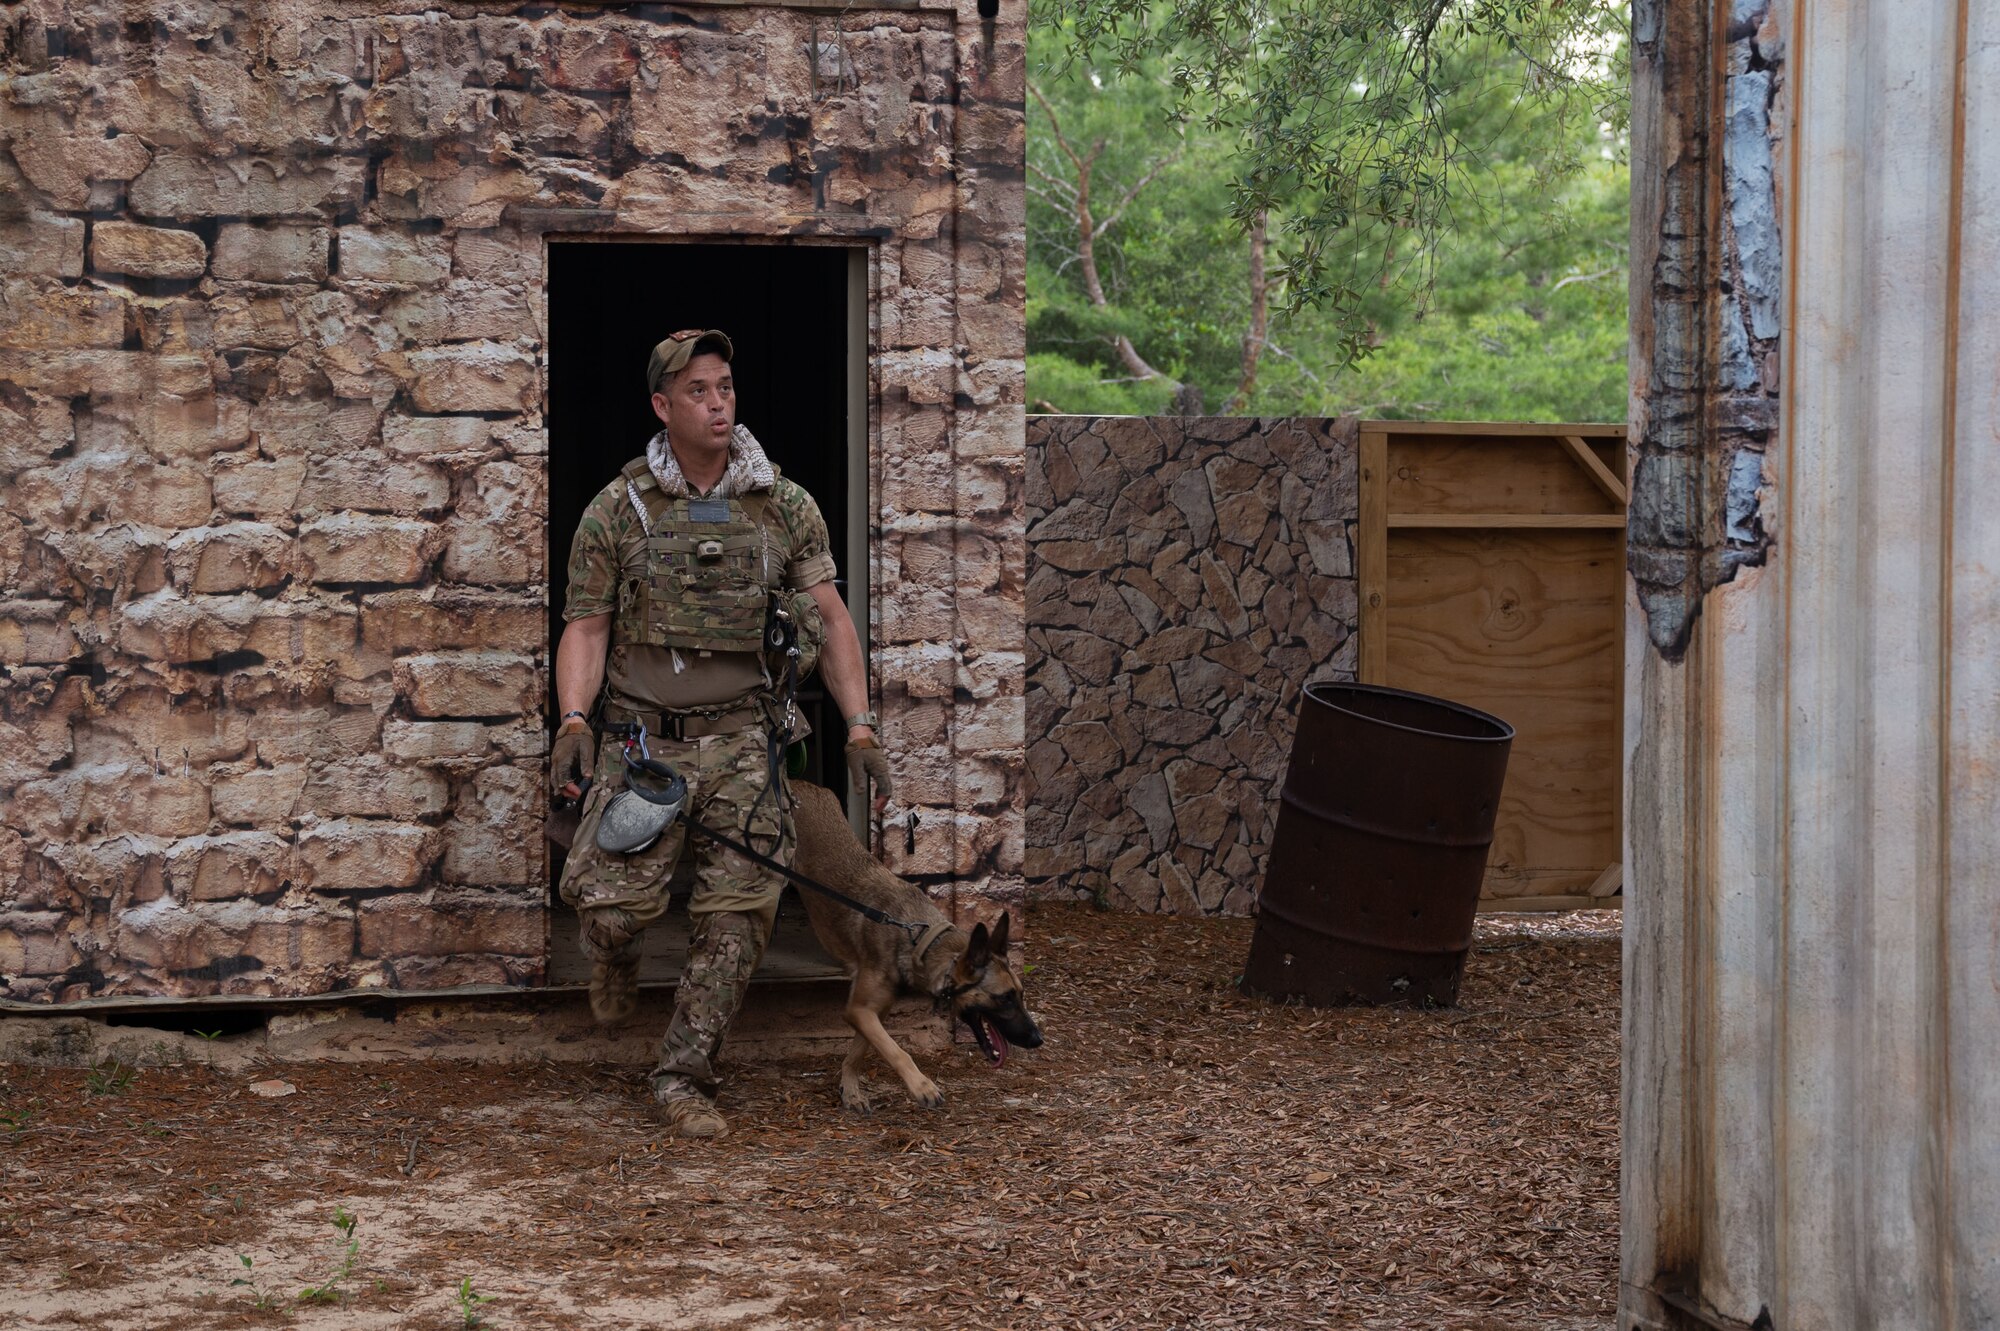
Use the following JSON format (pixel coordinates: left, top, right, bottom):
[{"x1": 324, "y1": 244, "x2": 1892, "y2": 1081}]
[{"x1": 645, "y1": 424, "x2": 776, "y2": 499}]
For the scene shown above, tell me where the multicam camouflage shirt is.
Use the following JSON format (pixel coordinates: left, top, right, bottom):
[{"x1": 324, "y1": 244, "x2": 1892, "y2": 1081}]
[{"x1": 565, "y1": 427, "x2": 838, "y2": 714}]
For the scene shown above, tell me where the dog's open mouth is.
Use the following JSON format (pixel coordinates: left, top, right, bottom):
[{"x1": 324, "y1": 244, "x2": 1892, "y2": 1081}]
[{"x1": 966, "y1": 1013, "x2": 1009, "y2": 1068}]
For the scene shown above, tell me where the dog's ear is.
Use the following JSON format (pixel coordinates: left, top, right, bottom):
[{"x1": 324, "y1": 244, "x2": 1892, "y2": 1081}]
[
  {"x1": 990, "y1": 911, "x2": 1011, "y2": 957},
  {"x1": 964, "y1": 921, "x2": 991, "y2": 968}
]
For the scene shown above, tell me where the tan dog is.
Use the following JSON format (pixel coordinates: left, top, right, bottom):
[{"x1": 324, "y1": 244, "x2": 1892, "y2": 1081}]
[{"x1": 790, "y1": 781, "x2": 1043, "y2": 1112}]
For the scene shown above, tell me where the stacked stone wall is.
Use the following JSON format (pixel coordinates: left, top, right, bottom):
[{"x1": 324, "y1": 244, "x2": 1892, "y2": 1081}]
[
  {"x1": 0, "y1": 0, "x2": 1025, "y2": 1004},
  {"x1": 1023, "y1": 416, "x2": 1357, "y2": 915}
]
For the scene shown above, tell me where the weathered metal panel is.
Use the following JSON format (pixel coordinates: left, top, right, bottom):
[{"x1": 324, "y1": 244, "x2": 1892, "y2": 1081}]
[
  {"x1": 1625, "y1": 0, "x2": 1999, "y2": 1327},
  {"x1": 1946, "y1": 5, "x2": 2000, "y2": 1320}
]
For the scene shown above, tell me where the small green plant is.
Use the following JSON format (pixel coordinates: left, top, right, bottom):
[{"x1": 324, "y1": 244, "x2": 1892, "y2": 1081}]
[
  {"x1": 296, "y1": 1207, "x2": 361, "y2": 1306},
  {"x1": 193, "y1": 1027, "x2": 224, "y2": 1041},
  {"x1": 230, "y1": 1254, "x2": 282, "y2": 1312},
  {"x1": 85, "y1": 1060, "x2": 136, "y2": 1097},
  {"x1": 456, "y1": 1276, "x2": 495, "y2": 1328},
  {"x1": 230, "y1": 1208, "x2": 362, "y2": 1312},
  {"x1": 0, "y1": 1107, "x2": 31, "y2": 1133}
]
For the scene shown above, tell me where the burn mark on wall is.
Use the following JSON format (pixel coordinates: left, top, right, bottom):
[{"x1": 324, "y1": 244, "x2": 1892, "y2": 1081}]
[{"x1": 1630, "y1": 0, "x2": 1783, "y2": 659}]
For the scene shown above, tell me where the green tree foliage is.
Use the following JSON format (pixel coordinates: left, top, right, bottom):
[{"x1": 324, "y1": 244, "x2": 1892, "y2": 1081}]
[
  {"x1": 1027, "y1": 3, "x2": 1630, "y2": 422},
  {"x1": 1316, "y1": 150, "x2": 1629, "y2": 420}
]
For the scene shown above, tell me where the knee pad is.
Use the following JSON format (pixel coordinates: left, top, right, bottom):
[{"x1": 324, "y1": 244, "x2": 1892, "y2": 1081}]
[{"x1": 579, "y1": 906, "x2": 642, "y2": 959}]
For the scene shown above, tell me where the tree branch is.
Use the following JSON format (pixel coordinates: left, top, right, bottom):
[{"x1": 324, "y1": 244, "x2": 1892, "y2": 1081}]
[
  {"x1": 1027, "y1": 157, "x2": 1079, "y2": 201},
  {"x1": 1030, "y1": 76, "x2": 1186, "y2": 405},
  {"x1": 1110, "y1": 334, "x2": 1170, "y2": 384},
  {"x1": 1550, "y1": 266, "x2": 1622, "y2": 292},
  {"x1": 1028, "y1": 81, "x2": 1089, "y2": 175},
  {"x1": 1261, "y1": 339, "x2": 1326, "y2": 389},
  {"x1": 1225, "y1": 208, "x2": 1269, "y2": 412},
  {"x1": 1091, "y1": 150, "x2": 1183, "y2": 239},
  {"x1": 1026, "y1": 178, "x2": 1077, "y2": 212}
]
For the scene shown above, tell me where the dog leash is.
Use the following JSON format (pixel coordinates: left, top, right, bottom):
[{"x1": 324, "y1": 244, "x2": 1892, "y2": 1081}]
[{"x1": 680, "y1": 812, "x2": 948, "y2": 953}]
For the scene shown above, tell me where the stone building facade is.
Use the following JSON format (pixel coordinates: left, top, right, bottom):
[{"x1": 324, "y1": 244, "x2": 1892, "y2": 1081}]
[
  {"x1": 1024, "y1": 416, "x2": 1358, "y2": 915},
  {"x1": 0, "y1": 0, "x2": 1025, "y2": 1004}
]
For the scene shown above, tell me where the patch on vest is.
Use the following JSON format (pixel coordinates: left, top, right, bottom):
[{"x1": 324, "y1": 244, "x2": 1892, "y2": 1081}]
[{"x1": 686, "y1": 499, "x2": 732, "y2": 523}]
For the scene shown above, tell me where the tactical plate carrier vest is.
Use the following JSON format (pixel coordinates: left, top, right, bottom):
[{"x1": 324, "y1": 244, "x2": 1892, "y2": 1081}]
[{"x1": 614, "y1": 457, "x2": 780, "y2": 654}]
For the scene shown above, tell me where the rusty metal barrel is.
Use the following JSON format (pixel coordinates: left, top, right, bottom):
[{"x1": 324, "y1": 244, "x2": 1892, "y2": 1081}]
[{"x1": 1241, "y1": 682, "x2": 1514, "y2": 1008}]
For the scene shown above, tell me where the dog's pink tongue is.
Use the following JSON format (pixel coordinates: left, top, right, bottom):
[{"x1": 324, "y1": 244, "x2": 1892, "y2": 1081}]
[{"x1": 990, "y1": 1026, "x2": 1009, "y2": 1068}]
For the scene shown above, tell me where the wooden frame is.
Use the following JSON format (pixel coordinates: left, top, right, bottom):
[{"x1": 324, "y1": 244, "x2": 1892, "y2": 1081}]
[{"x1": 1357, "y1": 422, "x2": 1626, "y2": 912}]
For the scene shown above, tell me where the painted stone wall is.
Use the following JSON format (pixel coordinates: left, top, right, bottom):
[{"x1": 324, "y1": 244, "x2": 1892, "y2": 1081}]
[
  {"x1": 0, "y1": 0, "x2": 1025, "y2": 1004},
  {"x1": 1023, "y1": 416, "x2": 1358, "y2": 915}
]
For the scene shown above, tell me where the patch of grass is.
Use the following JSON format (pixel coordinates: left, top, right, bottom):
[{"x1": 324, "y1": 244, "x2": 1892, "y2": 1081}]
[{"x1": 84, "y1": 1060, "x2": 136, "y2": 1097}]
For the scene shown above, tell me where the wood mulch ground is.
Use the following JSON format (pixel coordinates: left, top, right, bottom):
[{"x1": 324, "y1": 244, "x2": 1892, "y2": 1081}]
[{"x1": 0, "y1": 903, "x2": 1621, "y2": 1330}]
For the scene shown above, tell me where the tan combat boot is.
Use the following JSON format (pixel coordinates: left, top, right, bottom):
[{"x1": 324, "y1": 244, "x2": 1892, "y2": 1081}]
[
  {"x1": 589, "y1": 950, "x2": 639, "y2": 1025},
  {"x1": 654, "y1": 1093, "x2": 728, "y2": 1139}
]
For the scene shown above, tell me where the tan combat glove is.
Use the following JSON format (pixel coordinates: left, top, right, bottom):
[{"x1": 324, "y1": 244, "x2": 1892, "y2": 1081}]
[
  {"x1": 551, "y1": 719, "x2": 596, "y2": 799},
  {"x1": 845, "y1": 735, "x2": 893, "y2": 811}
]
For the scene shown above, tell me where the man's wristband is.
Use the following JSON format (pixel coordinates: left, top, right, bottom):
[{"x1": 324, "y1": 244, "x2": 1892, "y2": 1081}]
[{"x1": 845, "y1": 711, "x2": 878, "y2": 730}]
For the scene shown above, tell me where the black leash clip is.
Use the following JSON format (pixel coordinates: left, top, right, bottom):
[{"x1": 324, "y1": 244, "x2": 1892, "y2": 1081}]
[{"x1": 555, "y1": 776, "x2": 593, "y2": 812}]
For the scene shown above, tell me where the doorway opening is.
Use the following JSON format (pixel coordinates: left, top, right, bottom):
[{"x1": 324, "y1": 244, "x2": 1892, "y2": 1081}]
[
  {"x1": 546, "y1": 239, "x2": 868, "y2": 792},
  {"x1": 543, "y1": 240, "x2": 869, "y2": 985}
]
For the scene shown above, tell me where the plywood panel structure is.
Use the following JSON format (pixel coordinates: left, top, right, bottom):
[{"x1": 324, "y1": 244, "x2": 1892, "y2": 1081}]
[{"x1": 1358, "y1": 422, "x2": 1625, "y2": 910}]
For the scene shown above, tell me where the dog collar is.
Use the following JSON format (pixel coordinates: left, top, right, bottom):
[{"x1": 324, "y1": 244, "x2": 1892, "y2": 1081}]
[
  {"x1": 912, "y1": 920, "x2": 954, "y2": 963},
  {"x1": 918, "y1": 924, "x2": 986, "y2": 1006}
]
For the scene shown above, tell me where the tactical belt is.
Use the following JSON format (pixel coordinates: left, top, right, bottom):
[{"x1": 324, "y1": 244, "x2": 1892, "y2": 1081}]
[{"x1": 601, "y1": 702, "x2": 763, "y2": 742}]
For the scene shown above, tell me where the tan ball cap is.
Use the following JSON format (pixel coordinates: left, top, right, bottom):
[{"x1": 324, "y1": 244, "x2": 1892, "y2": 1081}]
[{"x1": 647, "y1": 328, "x2": 734, "y2": 392}]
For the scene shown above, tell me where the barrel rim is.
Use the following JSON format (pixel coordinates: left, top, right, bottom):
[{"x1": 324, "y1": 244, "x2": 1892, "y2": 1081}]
[{"x1": 1302, "y1": 681, "x2": 1515, "y2": 743}]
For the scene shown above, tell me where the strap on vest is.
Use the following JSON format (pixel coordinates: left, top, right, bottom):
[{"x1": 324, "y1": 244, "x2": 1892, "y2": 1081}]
[
  {"x1": 618, "y1": 457, "x2": 782, "y2": 543},
  {"x1": 621, "y1": 458, "x2": 657, "y2": 537}
]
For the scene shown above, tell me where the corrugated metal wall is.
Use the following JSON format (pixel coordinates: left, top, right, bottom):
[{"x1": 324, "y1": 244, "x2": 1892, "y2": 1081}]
[{"x1": 1625, "y1": 0, "x2": 1998, "y2": 1327}]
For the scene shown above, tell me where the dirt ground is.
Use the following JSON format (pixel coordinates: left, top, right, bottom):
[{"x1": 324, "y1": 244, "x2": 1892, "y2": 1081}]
[{"x1": 0, "y1": 904, "x2": 1621, "y2": 1331}]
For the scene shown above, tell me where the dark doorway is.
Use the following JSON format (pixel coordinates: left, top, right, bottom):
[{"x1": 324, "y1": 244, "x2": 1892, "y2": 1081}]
[{"x1": 546, "y1": 241, "x2": 862, "y2": 807}]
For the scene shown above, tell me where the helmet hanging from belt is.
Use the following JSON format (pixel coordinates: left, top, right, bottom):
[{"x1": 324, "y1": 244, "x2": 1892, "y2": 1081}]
[{"x1": 595, "y1": 727, "x2": 689, "y2": 855}]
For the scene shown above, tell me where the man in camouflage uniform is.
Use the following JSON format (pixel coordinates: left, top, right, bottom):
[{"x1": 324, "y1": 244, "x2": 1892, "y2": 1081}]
[{"x1": 550, "y1": 329, "x2": 892, "y2": 1139}]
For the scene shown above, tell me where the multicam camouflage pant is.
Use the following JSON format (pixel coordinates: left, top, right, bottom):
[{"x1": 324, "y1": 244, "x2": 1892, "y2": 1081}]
[{"x1": 558, "y1": 725, "x2": 790, "y2": 1101}]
